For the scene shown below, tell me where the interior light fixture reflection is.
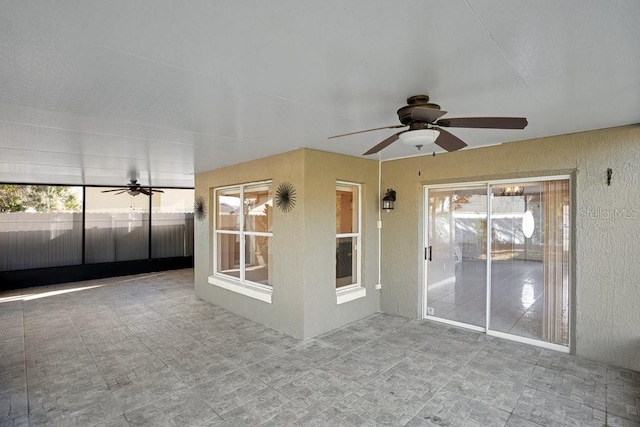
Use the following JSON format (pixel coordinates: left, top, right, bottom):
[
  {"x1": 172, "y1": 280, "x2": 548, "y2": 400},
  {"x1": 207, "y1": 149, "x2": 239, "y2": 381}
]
[
  {"x1": 522, "y1": 210, "x2": 535, "y2": 238},
  {"x1": 521, "y1": 283, "x2": 535, "y2": 309}
]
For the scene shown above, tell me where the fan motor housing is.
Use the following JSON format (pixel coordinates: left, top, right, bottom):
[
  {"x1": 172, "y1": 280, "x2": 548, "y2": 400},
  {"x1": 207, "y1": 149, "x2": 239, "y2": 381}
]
[{"x1": 397, "y1": 95, "x2": 441, "y2": 125}]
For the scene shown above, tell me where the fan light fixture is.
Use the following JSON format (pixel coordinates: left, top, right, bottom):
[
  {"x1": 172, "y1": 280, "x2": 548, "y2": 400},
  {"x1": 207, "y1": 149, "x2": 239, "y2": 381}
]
[
  {"x1": 399, "y1": 129, "x2": 440, "y2": 149},
  {"x1": 328, "y1": 95, "x2": 527, "y2": 155}
]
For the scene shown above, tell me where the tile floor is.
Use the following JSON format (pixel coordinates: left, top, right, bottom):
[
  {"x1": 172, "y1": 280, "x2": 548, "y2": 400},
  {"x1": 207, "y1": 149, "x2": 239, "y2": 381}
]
[
  {"x1": 1, "y1": 269, "x2": 638, "y2": 426},
  {"x1": 427, "y1": 259, "x2": 565, "y2": 342}
]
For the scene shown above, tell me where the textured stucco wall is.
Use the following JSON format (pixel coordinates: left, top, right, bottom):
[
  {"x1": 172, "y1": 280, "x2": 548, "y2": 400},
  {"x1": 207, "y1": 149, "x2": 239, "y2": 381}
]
[
  {"x1": 302, "y1": 150, "x2": 380, "y2": 339},
  {"x1": 380, "y1": 125, "x2": 640, "y2": 370},
  {"x1": 194, "y1": 150, "x2": 306, "y2": 338},
  {"x1": 194, "y1": 149, "x2": 380, "y2": 340}
]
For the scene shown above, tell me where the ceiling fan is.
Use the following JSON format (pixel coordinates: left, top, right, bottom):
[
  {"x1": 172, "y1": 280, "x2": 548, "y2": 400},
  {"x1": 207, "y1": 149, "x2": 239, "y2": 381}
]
[
  {"x1": 328, "y1": 95, "x2": 528, "y2": 155},
  {"x1": 101, "y1": 180, "x2": 164, "y2": 196}
]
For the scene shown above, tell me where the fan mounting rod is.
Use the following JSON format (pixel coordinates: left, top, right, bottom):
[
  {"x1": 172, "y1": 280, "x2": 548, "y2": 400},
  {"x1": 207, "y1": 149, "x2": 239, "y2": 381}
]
[{"x1": 407, "y1": 121, "x2": 431, "y2": 131}]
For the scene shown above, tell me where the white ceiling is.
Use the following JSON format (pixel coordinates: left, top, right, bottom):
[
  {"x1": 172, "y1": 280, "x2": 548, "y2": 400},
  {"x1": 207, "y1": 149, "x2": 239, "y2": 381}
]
[{"x1": 1, "y1": 1, "x2": 639, "y2": 187}]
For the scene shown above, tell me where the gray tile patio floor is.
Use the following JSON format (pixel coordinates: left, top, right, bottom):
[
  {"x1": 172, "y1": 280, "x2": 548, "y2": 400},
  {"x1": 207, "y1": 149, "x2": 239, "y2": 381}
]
[{"x1": 1, "y1": 269, "x2": 638, "y2": 426}]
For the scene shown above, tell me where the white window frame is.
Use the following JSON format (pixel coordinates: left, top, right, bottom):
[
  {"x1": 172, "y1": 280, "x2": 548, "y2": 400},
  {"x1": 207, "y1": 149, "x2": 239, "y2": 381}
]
[
  {"x1": 336, "y1": 181, "x2": 365, "y2": 304},
  {"x1": 209, "y1": 181, "x2": 273, "y2": 303}
]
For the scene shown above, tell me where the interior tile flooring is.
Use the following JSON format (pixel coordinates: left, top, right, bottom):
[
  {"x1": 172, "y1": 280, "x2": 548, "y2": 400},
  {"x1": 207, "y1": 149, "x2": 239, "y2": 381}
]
[
  {"x1": 1, "y1": 269, "x2": 638, "y2": 427},
  {"x1": 427, "y1": 260, "x2": 562, "y2": 342}
]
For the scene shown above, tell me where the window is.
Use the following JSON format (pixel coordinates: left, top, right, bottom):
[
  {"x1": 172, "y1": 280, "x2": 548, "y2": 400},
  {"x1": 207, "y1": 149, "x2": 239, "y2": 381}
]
[
  {"x1": 336, "y1": 182, "x2": 364, "y2": 302},
  {"x1": 211, "y1": 181, "x2": 273, "y2": 302}
]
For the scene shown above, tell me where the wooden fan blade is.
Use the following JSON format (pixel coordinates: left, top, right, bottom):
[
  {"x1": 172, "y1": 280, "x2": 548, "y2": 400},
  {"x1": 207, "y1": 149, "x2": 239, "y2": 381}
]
[
  {"x1": 151, "y1": 189, "x2": 164, "y2": 193},
  {"x1": 433, "y1": 127, "x2": 468, "y2": 152},
  {"x1": 435, "y1": 117, "x2": 528, "y2": 129},
  {"x1": 410, "y1": 107, "x2": 448, "y2": 123},
  {"x1": 114, "y1": 190, "x2": 128, "y2": 195},
  {"x1": 101, "y1": 188, "x2": 124, "y2": 193},
  {"x1": 328, "y1": 124, "x2": 405, "y2": 139},
  {"x1": 138, "y1": 189, "x2": 151, "y2": 196},
  {"x1": 363, "y1": 132, "x2": 402, "y2": 155}
]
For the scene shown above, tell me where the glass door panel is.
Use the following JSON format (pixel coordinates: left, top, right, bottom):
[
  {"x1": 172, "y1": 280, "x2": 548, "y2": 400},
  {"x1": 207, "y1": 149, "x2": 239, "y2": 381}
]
[
  {"x1": 489, "y1": 180, "x2": 570, "y2": 345},
  {"x1": 426, "y1": 186, "x2": 487, "y2": 328}
]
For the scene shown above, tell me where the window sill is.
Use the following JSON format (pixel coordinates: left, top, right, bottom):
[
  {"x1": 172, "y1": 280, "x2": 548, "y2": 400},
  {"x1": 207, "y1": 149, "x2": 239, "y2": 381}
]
[
  {"x1": 336, "y1": 286, "x2": 366, "y2": 304},
  {"x1": 208, "y1": 275, "x2": 272, "y2": 304}
]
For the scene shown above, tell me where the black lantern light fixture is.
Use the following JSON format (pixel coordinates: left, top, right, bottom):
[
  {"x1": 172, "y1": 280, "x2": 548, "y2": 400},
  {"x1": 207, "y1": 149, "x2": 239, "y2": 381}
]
[{"x1": 382, "y1": 189, "x2": 396, "y2": 212}]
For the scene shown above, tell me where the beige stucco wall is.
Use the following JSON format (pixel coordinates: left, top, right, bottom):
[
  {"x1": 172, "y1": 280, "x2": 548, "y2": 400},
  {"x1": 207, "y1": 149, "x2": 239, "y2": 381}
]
[
  {"x1": 302, "y1": 149, "x2": 380, "y2": 338},
  {"x1": 195, "y1": 149, "x2": 306, "y2": 338},
  {"x1": 380, "y1": 124, "x2": 640, "y2": 370},
  {"x1": 194, "y1": 149, "x2": 380, "y2": 340}
]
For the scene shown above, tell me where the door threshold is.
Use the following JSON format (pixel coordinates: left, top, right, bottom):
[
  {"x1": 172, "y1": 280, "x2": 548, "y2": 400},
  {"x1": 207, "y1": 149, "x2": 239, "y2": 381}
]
[{"x1": 423, "y1": 316, "x2": 570, "y2": 353}]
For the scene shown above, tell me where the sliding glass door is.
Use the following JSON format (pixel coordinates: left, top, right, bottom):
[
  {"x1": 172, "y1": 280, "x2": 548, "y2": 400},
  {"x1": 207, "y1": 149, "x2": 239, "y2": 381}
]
[
  {"x1": 425, "y1": 186, "x2": 487, "y2": 329},
  {"x1": 489, "y1": 180, "x2": 570, "y2": 345},
  {"x1": 424, "y1": 177, "x2": 571, "y2": 349}
]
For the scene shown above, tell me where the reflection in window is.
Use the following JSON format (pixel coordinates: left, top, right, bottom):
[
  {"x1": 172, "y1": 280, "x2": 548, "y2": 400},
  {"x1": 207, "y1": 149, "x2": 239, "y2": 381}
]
[
  {"x1": 214, "y1": 182, "x2": 273, "y2": 287},
  {"x1": 244, "y1": 184, "x2": 272, "y2": 233},
  {"x1": 216, "y1": 233, "x2": 240, "y2": 279},
  {"x1": 489, "y1": 179, "x2": 570, "y2": 345},
  {"x1": 217, "y1": 188, "x2": 241, "y2": 231},
  {"x1": 336, "y1": 182, "x2": 360, "y2": 288},
  {"x1": 245, "y1": 234, "x2": 271, "y2": 285},
  {"x1": 426, "y1": 186, "x2": 488, "y2": 328}
]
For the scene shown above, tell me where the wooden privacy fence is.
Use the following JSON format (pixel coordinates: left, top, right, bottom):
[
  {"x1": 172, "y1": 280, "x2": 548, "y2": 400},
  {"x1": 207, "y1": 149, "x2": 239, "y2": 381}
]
[{"x1": 0, "y1": 212, "x2": 193, "y2": 272}]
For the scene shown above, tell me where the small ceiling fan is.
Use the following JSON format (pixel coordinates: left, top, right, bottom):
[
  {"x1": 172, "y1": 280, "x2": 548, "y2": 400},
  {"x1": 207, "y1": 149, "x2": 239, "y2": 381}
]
[
  {"x1": 101, "y1": 180, "x2": 164, "y2": 196},
  {"x1": 328, "y1": 95, "x2": 528, "y2": 155}
]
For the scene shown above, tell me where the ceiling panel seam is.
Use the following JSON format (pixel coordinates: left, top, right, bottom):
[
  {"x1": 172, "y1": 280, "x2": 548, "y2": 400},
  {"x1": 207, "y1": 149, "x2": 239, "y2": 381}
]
[{"x1": 463, "y1": 0, "x2": 541, "y2": 105}]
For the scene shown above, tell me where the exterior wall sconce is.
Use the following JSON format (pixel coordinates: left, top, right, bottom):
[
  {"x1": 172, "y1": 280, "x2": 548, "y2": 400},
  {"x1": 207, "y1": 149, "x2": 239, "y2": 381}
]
[{"x1": 382, "y1": 189, "x2": 396, "y2": 212}]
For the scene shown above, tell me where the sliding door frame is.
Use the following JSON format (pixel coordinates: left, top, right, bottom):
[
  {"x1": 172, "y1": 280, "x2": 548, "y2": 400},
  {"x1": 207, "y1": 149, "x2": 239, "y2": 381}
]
[{"x1": 423, "y1": 175, "x2": 572, "y2": 353}]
